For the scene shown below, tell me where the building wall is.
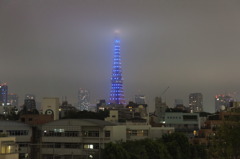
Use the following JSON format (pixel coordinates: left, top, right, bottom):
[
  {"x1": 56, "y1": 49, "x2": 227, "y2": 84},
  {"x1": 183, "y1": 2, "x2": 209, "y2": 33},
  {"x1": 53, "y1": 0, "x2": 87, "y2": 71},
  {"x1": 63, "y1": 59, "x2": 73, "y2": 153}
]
[
  {"x1": 189, "y1": 93, "x2": 203, "y2": 112},
  {"x1": 38, "y1": 119, "x2": 173, "y2": 158},
  {"x1": 20, "y1": 114, "x2": 54, "y2": 125},
  {"x1": 0, "y1": 121, "x2": 32, "y2": 159},
  {"x1": 42, "y1": 97, "x2": 60, "y2": 120},
  {"x1": 150, "y1": 127, "x2": 174, "y2": 138},
  {"x1": 105, "y1": 110, "x2": 119, "y2": 122},
  {"x1": 105, "y1": 125, "x2": 126, "y2": 142},
  {"x1": 0, "y1": 137, "x2": 19, "y2": 159},
  {"x1": 165, "y1": 112, "x2": 200, "y2": 137}
]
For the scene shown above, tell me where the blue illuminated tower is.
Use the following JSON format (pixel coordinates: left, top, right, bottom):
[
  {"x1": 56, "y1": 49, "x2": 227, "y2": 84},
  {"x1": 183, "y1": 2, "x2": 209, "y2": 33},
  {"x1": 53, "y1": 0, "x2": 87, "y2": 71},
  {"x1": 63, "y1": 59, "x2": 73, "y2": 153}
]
[{"x1": 109, "y1": 34, "x2": 125, "y2": 105}]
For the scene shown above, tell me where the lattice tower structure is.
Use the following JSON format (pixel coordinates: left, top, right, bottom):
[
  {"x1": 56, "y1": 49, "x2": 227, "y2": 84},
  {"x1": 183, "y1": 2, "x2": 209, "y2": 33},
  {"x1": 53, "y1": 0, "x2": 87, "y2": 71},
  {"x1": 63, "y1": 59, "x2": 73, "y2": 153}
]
[{"x1": 109, "y1": 37, "x2": 125, "y2": 105}]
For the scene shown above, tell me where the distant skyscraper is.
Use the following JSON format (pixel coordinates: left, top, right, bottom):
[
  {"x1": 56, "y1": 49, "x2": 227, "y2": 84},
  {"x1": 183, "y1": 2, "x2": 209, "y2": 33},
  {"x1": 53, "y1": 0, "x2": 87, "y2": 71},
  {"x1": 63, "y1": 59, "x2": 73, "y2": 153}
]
[
  {"x1": 25, "y1": 94, "x2": 36, "y2": 100},
  {"x1": 155, "y1": 97, "x2": 168, "y2": 123},
  {"x1": 24, "y1": 99, "x2": 36, "y2": 111},
  {"x1": 189, "y1": 93, "x2": 203, "y2": 112},
  {"x1": 135, "y1": 95, "x2": 146, "y2": 104},
  {"x1": 215, "y1": 94, "x2": 233, "y2": 112},
  {"x1": 78, "y1": 88, "x2": 90, "y2": 111},
  {"x1": 0, "y1": 83, "x2": 8, "y2": 106},
  {"x1": 109, "y1": 33, "x2": 125, "y2": 105},
  {"x1": 8, "y1": 93, "x2": 18, "y2": 107}
]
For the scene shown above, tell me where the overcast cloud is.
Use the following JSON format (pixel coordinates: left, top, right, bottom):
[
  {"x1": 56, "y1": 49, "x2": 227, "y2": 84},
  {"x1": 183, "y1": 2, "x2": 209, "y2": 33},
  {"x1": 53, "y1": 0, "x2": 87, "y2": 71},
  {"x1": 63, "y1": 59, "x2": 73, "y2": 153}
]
[{"x1": 1, "y1": 0, "x2": 240, "y2": 112}]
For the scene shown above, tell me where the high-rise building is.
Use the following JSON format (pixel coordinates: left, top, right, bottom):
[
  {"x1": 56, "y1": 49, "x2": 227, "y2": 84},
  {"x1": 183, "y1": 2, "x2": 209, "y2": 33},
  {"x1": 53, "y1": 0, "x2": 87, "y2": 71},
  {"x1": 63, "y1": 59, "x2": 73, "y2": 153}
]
[
  {"x1": 78, "y1": 88, "x2": 90, "y2": 111},
  {"x1": 23, "y1": 99, "x2": 36, "y2": 111},
  {"x1": 215, "y1": 94, "x2": 233, "y2": 112},
  {"x1": 155, "y1": 97, "x2": 168, "y2": 123},
  {"x1": 7, "y1": 93, "x2": 18, "y2": 107},
  {"x1": 135, "y1": 95, "x2": 146, "y2": 104},
  {"x1": 0, "y1": 83, "x2": 8, "y2": 106},
  {"x1": 189, "y1": 93, "x2": 203, "y2": 112},
  {"x1": 109, "y1": 33, "x2": 125, "y2": 105}
]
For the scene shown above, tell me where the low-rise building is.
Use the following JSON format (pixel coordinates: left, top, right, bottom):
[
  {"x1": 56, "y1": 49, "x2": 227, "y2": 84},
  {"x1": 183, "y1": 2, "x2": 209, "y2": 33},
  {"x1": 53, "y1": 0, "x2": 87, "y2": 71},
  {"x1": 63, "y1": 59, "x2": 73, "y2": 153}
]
[
  {"x1": 164, "y1": 112, "x2": 200, "y2": 137},
  {"x1": 0, "y1": 136, "x2": 19, "y2": 159},
  {"x1": 0, "y1": 121, "x2": 32, "y2": 159},
  {"x1": 38, "y1": 119, "x2": 173, "y2": 158}
]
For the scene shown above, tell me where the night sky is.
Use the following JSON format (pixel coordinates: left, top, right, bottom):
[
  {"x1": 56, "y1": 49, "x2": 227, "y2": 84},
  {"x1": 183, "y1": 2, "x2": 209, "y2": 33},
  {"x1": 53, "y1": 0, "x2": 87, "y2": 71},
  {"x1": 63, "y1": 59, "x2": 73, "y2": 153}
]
[{"x1": 1, "y1": 0, "x2": 240, "y2": 112}]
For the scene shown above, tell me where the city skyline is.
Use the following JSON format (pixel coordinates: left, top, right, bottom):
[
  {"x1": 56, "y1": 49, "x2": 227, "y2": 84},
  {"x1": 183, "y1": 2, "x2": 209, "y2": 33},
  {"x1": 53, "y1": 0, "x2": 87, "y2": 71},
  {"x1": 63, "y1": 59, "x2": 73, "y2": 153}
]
[{"x1": 1, "y1": 0, "x2": 240, "y2": 112}]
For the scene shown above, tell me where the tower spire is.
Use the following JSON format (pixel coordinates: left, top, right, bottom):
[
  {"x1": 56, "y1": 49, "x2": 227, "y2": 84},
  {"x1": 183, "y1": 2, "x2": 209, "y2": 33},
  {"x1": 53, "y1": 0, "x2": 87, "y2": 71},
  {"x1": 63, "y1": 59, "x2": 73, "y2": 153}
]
[{"x1": 109, "y1": 32, "x2": 125, "y2": 105}]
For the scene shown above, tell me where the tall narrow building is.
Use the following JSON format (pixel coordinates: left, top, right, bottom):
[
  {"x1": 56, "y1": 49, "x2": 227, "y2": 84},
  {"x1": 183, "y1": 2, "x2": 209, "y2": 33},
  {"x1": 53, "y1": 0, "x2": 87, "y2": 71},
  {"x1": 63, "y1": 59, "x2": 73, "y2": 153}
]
[
  {"x1": 189, "y1": 93, "x2": 203, "y2": 112},
  {"x1": 0, "y1": 83, "x2": 8, "y2": 106},
  {"x1": 78, "y1": 88, "x2": 90, "y2": 111},
  {"x1": 109, "y1": 33, "x2": 125, "y2": 105}
]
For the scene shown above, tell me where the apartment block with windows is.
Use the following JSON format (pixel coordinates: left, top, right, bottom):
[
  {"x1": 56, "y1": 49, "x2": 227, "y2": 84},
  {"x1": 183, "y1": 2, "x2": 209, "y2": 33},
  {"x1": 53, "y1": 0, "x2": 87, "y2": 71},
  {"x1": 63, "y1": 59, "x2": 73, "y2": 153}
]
[{"x1": 0, "y1": 121, "x2": 32, "y2": 159}]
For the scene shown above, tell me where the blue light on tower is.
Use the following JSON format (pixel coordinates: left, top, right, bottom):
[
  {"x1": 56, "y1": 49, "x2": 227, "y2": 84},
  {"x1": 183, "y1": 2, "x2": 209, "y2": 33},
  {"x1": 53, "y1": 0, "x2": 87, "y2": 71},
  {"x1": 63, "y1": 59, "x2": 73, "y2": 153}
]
[{"x1": 109, "y1": 33, "x2": 125, "y2": 105}]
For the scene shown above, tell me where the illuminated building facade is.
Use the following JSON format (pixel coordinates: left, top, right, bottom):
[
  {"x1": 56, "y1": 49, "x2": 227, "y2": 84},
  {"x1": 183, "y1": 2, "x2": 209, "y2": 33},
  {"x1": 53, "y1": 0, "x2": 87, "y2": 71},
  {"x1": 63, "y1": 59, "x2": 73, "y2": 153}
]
[
  {"x1": 189, "y1": 93, "x2": 203, "y2": 112},
  {"x1": 109, "y1": 35, "x2": 125, "y2": 105},
  {"x1": 215, "y1": 94, "x2": 233, "y2": 112},
  {"x1": 0, "y1": 83, "x2": 8, "y2": 106},
  {"x1": 78, "y1": 88, "x2": 90, "y2": 111},
  {"x1": 24, "y1": 99, "x2": 36, "y2": 111}
]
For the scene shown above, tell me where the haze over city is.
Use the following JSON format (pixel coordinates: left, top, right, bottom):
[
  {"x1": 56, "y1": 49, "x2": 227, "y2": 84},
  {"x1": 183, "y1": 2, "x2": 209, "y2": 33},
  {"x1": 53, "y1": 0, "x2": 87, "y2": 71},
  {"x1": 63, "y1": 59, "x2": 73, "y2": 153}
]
[{"x1": 1, "y1": 0, "x2": 240, "y2": 112}]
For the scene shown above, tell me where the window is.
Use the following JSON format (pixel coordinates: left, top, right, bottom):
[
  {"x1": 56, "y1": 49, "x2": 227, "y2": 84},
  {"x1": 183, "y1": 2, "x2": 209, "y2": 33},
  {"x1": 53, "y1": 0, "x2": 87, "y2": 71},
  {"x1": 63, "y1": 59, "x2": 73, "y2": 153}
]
[
  {"x1": 83, "y1": 131, "x2": 99, "y2": 137},
  {"x1": 43, "y1": 131, "x2": 62, "y2": 137},
  {"x1": 54, "y1": 129, "x2": 64, "y2": 133},
  {"x1": 105, "y1": 131, "x2": 110, "y2": 137},
  {"x1": 183, "y1": 115, "x2": 197, "y2": 121},
  {"x1": 128, "y1": 130, "x2": 148, "y2": 136},
  {"x1": 64, "y1": 131, "x2": 79, "y2": 137},
  {"x1": 64, "y1": 143, "x2": 80, "y2": 149},
  {"x1": 83, "y1": 143, "x2": 99, "y2": 149},
  {"x1": 55, "y1": 143, "x2": 61, "y2": 148},
  {"x1": 42, "y1": 143, "x2": 54, "y2": 148},
  {"x1": 6, "y1": 130, "x2": 28, "y2": 136},
  {"x1": 18, "y1": 143, "x2": 28, "y2": 147}
]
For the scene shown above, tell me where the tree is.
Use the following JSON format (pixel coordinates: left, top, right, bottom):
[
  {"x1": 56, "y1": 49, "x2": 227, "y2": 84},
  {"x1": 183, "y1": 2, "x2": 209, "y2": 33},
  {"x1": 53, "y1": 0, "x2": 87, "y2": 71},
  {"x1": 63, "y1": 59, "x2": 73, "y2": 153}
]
[
  {"x1": 122, "y1": 140, "x2": 149, "y2": 159},
  {"x1": 162, "y1": 133, "x2": 190, "y2": 159},
  {"x1": 209, "y1": 122, "x2": 240, "y2": 159},
  {"x1": 102, "y1": 142, "x2": 130, "y2": 159},
  {"x1": 63, "y1": 110, "x2": 109, "y2": 120},
  {"x1": 143, "y1": 138, "x2": 171, "y2": 159}
]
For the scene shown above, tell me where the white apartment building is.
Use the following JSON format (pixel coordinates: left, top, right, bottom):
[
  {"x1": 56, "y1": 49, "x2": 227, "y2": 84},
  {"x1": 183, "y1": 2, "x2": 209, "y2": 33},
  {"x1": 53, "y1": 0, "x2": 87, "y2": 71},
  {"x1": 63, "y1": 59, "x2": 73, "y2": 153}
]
[
  {"x1": 164, "y1": 112, "x2": 200, "y2": 137},
  {"x1": 39, "y1": 119, "x2": 173, "y2": 159}
]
